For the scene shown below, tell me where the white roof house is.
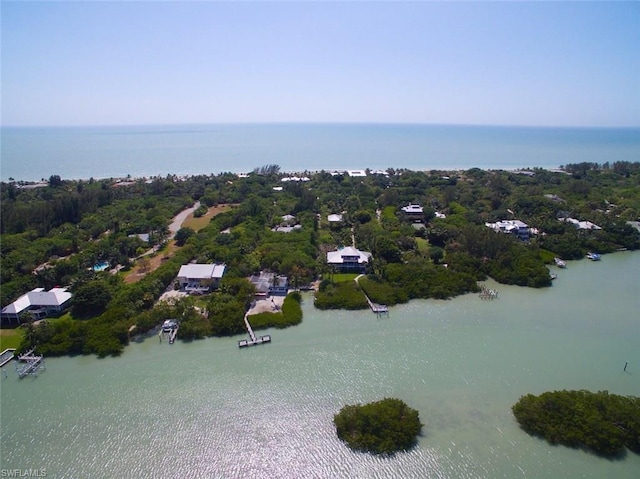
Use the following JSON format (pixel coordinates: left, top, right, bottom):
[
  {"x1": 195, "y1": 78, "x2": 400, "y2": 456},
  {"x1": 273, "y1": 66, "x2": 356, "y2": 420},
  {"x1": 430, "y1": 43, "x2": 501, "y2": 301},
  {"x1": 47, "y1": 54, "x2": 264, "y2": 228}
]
[
  {"x1": 327, "y1": 246, "x2": 372, "y2": 271},
  {"x1": 627, "y1": 221, "x2": 640, "y2": 233},
  {"x1": 485, "y1": 220, "x2": 530, "y2": 240},
  {"x1": 401, "y1": 204, "x2": 424, "y2": 214},
  {"x1": 347, "y1": 170, "x2": 367, "y2": 177},
  {"x1": 281, "y1": 176, "x2": 310, "y2": 182},
  {"x1": 562, "y1": 218, "x2": 602, "y2": 230},
  {"x1": 178, "y1": 264, "x2": 226, "y2": 280},
  {"x1": 1, "y1": 287, "x2": 72, "y2": 323},
  {"x1": 177, "y1": 264, "x2": 226, "y2": 293},
  {"x1": 328, "y1": 214, "x2": 343, "y2": 223},
  {"x1": 272, "y1": 225, "x2": 302, "y2": 233}
]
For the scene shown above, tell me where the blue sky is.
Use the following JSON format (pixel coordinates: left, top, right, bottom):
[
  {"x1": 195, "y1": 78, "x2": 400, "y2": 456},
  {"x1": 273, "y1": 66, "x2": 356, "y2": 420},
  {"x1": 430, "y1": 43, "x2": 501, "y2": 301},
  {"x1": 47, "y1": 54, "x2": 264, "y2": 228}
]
[{"x1": 2, "y1": 1, "x2": 639, "y2": 127}]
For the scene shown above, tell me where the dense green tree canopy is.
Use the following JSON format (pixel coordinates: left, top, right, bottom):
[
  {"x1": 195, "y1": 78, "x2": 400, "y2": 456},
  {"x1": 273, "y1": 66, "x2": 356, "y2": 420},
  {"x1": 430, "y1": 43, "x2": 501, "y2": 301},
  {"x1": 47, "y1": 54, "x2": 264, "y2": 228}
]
[
  {"x1": 2, "y1": 162, "x2": 639, "y2": 357},
  {"x1": 512, "y1": 390, "x2": 640, "y2": 458},
  {"x1": 334, "y1": 398, "x2": 423, "y2": 455}
]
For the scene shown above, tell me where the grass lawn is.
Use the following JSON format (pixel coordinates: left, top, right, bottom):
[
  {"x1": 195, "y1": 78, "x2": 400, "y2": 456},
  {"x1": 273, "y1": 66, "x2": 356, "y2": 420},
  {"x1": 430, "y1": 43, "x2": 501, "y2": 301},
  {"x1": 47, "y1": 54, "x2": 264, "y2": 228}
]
[
  {"x1": 539, "y1": 249, "x2": 557, "y2": 263},
  {"x1": 331, "y1": 273, "x2": 360, "y2": 283},
  {"x1": 181, "y1": 204, "x2": 233, "y2": 231},
  {"x1": 0, "y1": 328, "x2": 24, "y2": 350},
  {"x1": 415, "y1": 237, "x2": 430, "y2": 255}
]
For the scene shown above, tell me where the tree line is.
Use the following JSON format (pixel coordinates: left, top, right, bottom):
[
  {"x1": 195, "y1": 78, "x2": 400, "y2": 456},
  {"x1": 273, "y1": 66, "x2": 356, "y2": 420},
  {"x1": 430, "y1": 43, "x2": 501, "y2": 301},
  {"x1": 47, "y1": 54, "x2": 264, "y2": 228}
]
[{"x1": 2, "y1": 162, "x2": 639, "y2": 356}]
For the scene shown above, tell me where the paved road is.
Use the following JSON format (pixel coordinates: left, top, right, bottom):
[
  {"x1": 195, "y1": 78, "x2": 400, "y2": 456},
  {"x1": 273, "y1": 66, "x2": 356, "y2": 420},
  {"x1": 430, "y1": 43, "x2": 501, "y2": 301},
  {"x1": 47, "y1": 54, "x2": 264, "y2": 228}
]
[{"x1": 168, "y1": 201, "x2": 200, "y2": 238}]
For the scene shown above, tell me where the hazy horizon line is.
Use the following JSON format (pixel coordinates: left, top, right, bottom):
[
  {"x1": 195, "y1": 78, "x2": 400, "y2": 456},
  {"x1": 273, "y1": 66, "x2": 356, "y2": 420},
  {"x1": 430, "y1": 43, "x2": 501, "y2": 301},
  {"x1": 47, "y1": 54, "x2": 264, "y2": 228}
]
[{"x1": 2, "y1": 121, "x2": 640, "y2": 130}]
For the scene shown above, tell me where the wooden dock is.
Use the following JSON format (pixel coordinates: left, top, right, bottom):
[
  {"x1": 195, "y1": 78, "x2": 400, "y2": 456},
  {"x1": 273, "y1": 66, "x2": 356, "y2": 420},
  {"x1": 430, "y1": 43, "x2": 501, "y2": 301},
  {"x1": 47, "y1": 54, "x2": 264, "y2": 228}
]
[
  {"x1": 168, "y1": 327, "x2": 178, "y2": 344},
  {"x1": 0, "y1": 348, "x2": 16, "y2": 368},
  {"x1": 238, "y1": 313, "x2": 271, "y2": 348},
  {"x1": 238, "y1": 335, "x2": 272, "y2": 348},
  {"x1": 355, "y1": 275, "x2": 389, "y2": 317},
  {"x1": 16, "y1": 348, "x2": 45, "y2": 378},
  {"x1": 364, "y1": 296, "x2": 389, "y2": 317}
]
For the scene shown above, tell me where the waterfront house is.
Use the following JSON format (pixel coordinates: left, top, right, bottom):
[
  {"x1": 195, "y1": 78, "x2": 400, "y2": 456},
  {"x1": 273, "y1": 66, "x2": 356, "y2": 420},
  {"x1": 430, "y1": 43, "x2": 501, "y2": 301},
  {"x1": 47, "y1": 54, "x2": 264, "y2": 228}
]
[
  {"x1": 485, "y1": 220, "x2": 530, "y2": 241},
  {"x1": 177, "y1": 263, "x2": 226, "y2": 293},
  {"x1": 327, "y1": 246, "x2": 372, "y2": 273},
  {"x1": 248, "y1": 272, "x2": 289, "y2": 297},
  {"x1": 1, "y1": 287, "x2": 72, "y2": 324}
]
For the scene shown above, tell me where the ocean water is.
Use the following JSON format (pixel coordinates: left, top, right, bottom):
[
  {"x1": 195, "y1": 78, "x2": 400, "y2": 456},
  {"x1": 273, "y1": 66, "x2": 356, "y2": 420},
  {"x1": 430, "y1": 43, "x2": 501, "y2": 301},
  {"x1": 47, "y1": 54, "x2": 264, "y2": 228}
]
[
  {"x1": 1, "y1": 251, "x2": 639, "y2": 478},
  {"x1": 2, "y1": 123, "x2": 639, "y2": 182}
]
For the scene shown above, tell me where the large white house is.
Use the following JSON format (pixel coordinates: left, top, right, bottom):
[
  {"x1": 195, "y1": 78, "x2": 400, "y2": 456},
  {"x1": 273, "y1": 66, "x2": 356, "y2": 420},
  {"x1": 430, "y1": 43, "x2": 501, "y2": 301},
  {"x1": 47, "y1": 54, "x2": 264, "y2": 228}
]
[
  {"x1": 485, "y1": 220, "x2": 530, "y2": 241},
  {"x1": 327, "y1": 246, "x2": 372, "y2": 272},
  {"x1": 177, "y1": 263, "x2": 226, "y2": 293},
  {"x1": 401, "y1": 204, "x2": 424, "y2": 215},
  {"x1": 1, "y1": 287, "x2": 72, "y2": 324}
]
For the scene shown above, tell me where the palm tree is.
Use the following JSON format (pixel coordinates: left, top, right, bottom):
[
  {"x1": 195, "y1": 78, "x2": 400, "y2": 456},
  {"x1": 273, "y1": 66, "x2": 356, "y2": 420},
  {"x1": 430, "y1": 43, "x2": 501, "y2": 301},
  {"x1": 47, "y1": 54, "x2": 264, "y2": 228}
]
[{"x1": 20, "y1": 312, "x2": 37, "y2": 348}]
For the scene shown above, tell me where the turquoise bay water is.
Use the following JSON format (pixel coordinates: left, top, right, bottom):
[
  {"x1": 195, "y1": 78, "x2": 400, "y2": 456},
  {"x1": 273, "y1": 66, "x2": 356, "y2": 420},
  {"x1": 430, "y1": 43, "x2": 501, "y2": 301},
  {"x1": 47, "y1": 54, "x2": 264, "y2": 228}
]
[
  {"x1": 1, "y1": 252, "x2": 639, "y2": 478},
  {"x1": 2, "y1": 124, "x2": 640, "y2": 181}
]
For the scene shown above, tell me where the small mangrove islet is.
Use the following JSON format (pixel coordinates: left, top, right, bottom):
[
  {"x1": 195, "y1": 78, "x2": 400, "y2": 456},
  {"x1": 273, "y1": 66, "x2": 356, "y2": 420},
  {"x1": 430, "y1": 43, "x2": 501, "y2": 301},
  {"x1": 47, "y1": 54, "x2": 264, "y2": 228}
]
[
  {"x1": 512, "y1": 390, "x2": 640, "y2": 458},
  {"x1": 333, "y1": 398, "x2": 423, "y2": 455}
]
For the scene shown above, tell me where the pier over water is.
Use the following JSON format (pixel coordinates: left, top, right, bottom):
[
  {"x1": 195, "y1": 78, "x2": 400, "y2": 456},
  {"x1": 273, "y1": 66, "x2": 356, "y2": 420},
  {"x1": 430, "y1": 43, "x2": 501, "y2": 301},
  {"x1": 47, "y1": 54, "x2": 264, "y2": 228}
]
[
  {"x1": 238, "y1": 313, "x2": 271, "y2": 348},
  {"x1": 355, "y1": 275, "x2": 389, "y2": 317},
  {"x1": 16, "y1": 348, "x2": 45, "y2": 378}
]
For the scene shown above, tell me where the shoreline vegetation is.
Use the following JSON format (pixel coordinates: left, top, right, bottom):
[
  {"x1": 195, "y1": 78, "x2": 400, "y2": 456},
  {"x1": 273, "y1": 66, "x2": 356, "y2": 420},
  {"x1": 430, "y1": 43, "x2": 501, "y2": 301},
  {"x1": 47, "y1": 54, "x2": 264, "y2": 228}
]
[{"x1": 1, "y1": 162, "x2": 639, "y2": 357}]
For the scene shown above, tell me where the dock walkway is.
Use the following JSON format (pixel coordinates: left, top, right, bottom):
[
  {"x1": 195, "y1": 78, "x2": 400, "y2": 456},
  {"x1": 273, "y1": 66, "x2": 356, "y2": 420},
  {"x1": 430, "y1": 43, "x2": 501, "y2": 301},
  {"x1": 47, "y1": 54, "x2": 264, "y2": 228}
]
[
  {"x1": 238, "y1": 313, "x2": 271, "y2": 348},
  {"x1": 355, "y1": 275, "x2": 389, "y2": 317},
  {"x1": 366, "y1": 297, "x2": 389, "y2": 316},
  {"x1": 0, "y1": 348, "x2": 16, "y2": 368}
]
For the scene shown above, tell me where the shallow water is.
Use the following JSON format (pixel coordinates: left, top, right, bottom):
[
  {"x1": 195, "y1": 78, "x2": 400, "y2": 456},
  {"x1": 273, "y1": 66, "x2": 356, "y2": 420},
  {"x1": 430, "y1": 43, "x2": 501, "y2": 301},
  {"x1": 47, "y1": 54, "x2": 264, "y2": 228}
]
[{"x1": 1, "y1": 252, "x2": 639, "y2": 478}]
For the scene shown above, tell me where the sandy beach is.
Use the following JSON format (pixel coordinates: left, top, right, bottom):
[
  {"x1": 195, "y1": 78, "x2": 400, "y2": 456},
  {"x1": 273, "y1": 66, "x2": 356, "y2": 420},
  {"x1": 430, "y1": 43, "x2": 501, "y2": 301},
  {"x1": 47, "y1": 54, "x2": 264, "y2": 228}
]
[{"x1": 247, "y1": 295, "x2": 286, "y2": 315}]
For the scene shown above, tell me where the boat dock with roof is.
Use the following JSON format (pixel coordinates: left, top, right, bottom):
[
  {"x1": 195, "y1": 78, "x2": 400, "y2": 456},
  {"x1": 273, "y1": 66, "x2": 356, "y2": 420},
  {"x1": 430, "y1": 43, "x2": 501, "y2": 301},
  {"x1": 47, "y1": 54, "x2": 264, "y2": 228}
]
[
  {"x1": 159, "y1": 319, "x2": 179, "y2": 344},
  {"x1": 15, "y1": 348, "x2": 45, "y2": 378}
]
